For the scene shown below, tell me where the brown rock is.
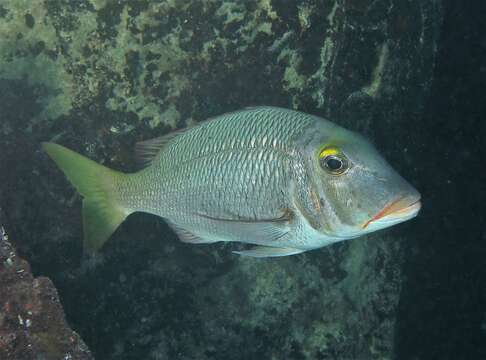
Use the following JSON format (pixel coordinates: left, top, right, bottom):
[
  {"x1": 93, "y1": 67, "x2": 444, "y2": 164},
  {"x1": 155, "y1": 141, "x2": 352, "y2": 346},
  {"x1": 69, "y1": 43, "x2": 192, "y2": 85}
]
[{"x1": 0, "y1": 227, "x2": 93, "y2": 360}]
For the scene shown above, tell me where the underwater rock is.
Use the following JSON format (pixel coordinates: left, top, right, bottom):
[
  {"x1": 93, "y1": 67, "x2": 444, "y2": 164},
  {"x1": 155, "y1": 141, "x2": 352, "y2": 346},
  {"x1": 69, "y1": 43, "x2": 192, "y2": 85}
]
[
  {"x1": 0, "y1": 0, "x2": 442, "y2": 359},
  {"x1": 0, "y1": 224, "x2": 93, "y2": 360}
]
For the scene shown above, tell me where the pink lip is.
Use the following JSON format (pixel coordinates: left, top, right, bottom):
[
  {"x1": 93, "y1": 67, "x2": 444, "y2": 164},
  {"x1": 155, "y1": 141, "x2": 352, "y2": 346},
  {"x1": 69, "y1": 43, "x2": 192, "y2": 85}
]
[{"x1": 362, "y1": 197, "x2": 421, "y2": 229}]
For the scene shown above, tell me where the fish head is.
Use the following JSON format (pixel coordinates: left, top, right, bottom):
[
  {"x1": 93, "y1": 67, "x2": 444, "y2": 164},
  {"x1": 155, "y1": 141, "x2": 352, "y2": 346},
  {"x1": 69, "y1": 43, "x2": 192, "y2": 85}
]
[{"x1": 301, "y1": 120, "x2": 421, "y2": 241}]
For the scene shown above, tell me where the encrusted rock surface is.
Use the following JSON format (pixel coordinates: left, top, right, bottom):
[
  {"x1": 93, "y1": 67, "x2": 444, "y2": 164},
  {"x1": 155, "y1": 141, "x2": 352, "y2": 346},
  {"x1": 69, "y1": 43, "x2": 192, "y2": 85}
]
[
  {"x1": 0, "y1": 222, "x2": 93, "y2": 360},
  {"x1": 0, "y1": 1, "x2": 442, "y2": 359}
]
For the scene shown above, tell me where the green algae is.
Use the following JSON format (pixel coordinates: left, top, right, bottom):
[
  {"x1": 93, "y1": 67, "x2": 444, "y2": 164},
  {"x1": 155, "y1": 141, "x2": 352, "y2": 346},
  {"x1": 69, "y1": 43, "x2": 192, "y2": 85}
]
[
  {"x1": 362, "y1": 42, "x2": 390, "y2": 98},
  {"x1": 311, "y1": 37, "x2": 335, "y2": 108},
  {"x1": 0, "y1": 0, "x2": 309, "y2": 129},
  {"x1": 0, "y1": 1, "x2": 73, "y2": 124},
  {"x1": 297, "y1": 4, "x2": 315, "y2": 32}
]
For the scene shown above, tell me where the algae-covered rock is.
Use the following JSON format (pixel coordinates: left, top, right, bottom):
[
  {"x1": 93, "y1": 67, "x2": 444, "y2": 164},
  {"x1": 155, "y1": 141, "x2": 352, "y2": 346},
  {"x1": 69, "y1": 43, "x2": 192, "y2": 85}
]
[{"x1": 0, "y1": 0, "x2": 442, "y2": 359}]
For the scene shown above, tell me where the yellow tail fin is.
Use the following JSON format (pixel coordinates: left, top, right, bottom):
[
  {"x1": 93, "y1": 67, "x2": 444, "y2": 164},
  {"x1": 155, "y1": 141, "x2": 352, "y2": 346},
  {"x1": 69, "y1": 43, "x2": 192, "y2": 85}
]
[{"x1": 42, "y1": 142, "x2": 128, "y2": 254}]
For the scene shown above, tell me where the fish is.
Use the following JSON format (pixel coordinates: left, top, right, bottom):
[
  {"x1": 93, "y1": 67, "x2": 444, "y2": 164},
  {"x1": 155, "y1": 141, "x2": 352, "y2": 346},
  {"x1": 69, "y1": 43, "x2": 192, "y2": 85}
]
[{"x1": 42, "y1": 106, "x2": 421, "y2": 258}]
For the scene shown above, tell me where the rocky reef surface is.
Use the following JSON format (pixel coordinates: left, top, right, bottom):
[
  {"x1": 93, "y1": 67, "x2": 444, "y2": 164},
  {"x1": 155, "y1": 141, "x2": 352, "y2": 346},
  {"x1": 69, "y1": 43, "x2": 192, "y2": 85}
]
[
  {"x1": 0, "y1": 217, "x2": 93, "y2": 360},
  {"x1": 0, "y1": 0, "x2": 442, "y2": 359}
]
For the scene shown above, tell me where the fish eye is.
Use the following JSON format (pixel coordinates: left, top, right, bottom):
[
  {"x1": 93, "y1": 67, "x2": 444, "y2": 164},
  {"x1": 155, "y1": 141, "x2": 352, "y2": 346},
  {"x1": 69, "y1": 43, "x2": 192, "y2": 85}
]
[
  {"x1": 318, "y1": 147, "x2": 349, "y2": 175},
  {"x1": 325, "y1": 156, "x2": 343, "y2": 170}
]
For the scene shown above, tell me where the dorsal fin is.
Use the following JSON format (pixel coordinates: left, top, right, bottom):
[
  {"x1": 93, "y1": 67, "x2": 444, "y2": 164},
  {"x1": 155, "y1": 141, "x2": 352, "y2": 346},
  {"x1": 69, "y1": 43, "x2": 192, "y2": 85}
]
[
  {"x1": 135, "y1": 127, "x2": 190, "y2": 168},
  {"x1": 134, "y1": 107, "x2": 277, "y2": 168}
]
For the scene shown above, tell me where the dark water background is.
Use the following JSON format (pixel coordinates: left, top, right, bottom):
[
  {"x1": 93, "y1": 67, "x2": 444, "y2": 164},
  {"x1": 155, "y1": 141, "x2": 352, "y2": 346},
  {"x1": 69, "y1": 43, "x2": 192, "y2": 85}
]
[
  {"x1": 396, "y1": 1, "x2": 486, "y2": 358},
  {"x1": 0, "y1": 0, "x2": 484, "y2": 359}
]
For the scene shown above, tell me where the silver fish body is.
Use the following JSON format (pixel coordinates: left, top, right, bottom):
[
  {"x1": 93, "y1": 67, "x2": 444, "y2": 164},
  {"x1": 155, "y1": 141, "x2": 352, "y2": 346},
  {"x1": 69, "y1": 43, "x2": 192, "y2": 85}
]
[
  {"x1": 43, "y1": 106, "x2": 421, "y2": 257},
  {"x1": 119, "y1": 107, "x2": 326, "y2": 253}
]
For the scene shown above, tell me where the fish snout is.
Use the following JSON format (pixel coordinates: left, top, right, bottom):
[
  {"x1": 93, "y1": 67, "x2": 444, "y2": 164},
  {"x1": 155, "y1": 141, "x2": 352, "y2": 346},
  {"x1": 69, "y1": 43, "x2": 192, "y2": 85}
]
[{"x1": 362, "y1": 194, "x2": 421, "y2": 230}]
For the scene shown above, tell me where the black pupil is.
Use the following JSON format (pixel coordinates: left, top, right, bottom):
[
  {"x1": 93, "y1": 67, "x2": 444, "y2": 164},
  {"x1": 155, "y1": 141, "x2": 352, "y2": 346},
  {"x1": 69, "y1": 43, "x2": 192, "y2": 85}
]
[{"x1": 326, "y1": 157, "x2": 343, "y2": 171}]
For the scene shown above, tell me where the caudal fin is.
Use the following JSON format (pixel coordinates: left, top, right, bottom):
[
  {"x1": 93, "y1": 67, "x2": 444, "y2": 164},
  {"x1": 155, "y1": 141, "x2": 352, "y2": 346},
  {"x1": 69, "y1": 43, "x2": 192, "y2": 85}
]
[{"x1": 42, "y1": 142, "x2": 129, "y2": 254}]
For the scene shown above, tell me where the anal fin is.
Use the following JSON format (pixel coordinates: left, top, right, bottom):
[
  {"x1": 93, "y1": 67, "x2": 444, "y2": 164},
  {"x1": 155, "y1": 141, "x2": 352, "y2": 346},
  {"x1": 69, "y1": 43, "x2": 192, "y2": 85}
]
[
  {"x1": 168, "y1": 222, "x2": 216, "y2": 244},
  {"x1": 233, "y1": 246, "x2": 304, "y2": 258}
]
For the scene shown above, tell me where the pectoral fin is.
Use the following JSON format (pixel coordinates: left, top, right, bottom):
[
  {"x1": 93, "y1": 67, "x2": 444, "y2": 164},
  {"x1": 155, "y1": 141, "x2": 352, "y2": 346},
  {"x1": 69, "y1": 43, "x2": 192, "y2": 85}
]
[
  {"x1": 233, "y1": 246, "x2": 304, "y2": 258},
  {"x1": 198, "y1": 209, "x2": 293, "y2": 245},
  {"x1": 197, "y1": 212, "x2": 292, "y2": 244}
]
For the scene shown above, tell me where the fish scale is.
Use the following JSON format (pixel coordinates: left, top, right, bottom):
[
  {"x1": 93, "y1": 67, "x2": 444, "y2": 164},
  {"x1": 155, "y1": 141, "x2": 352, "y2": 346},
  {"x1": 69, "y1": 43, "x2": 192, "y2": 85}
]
[{"x1": 120, "y1": 108, "x2": 315, "y2": 224}]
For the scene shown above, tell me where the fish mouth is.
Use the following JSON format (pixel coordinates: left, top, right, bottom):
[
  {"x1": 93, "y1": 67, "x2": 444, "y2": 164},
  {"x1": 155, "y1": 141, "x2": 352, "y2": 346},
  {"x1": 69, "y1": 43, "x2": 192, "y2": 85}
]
[{"x1": 362, "y1": 196, "x2": 422, "y2": 229}]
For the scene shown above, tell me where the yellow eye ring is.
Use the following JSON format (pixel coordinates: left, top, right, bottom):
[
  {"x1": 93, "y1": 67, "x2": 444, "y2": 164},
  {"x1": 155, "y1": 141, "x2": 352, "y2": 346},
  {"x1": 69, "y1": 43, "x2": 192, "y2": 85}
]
[
  {"x1": 318, "y1": 147, "x2": 339, "y2": 159},
  {"x1": 318, "y1": 147, "x2": 349, "y2": 175}
]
